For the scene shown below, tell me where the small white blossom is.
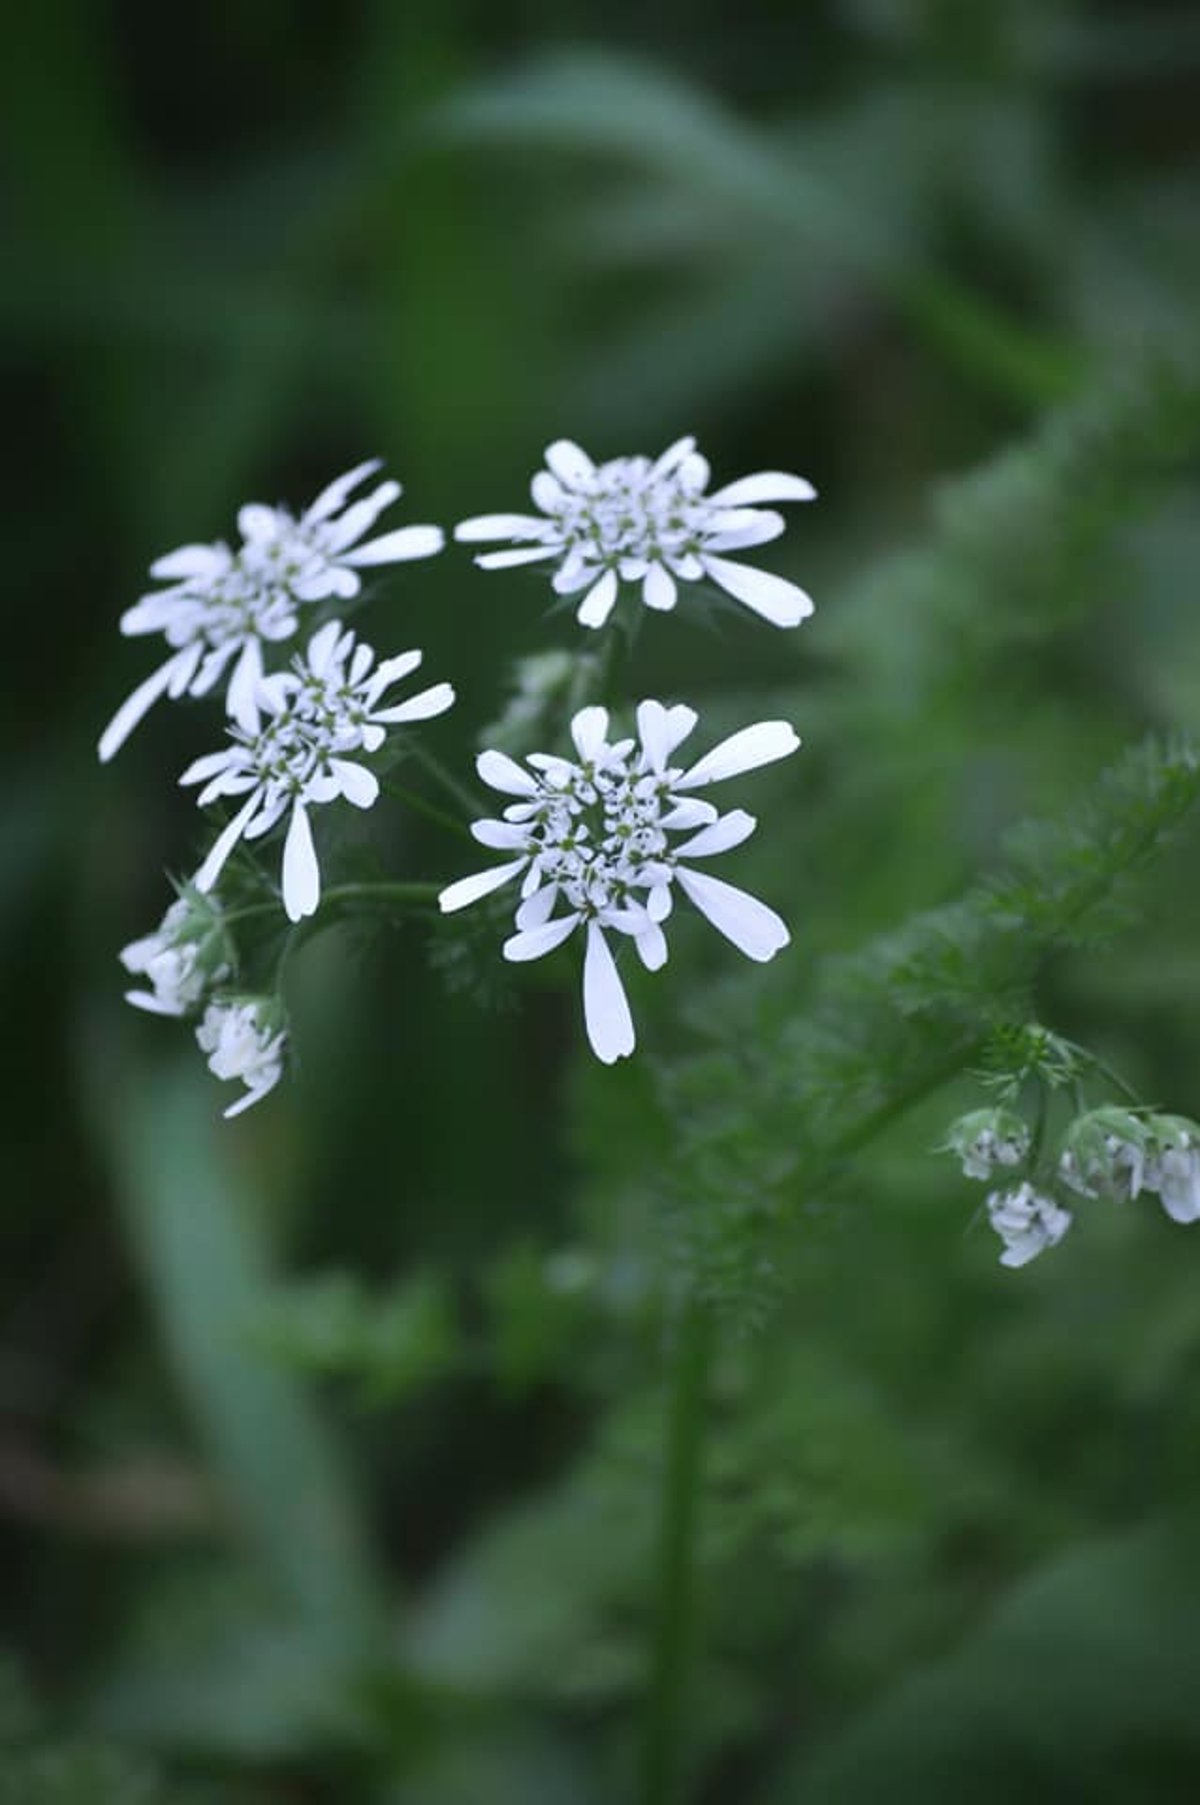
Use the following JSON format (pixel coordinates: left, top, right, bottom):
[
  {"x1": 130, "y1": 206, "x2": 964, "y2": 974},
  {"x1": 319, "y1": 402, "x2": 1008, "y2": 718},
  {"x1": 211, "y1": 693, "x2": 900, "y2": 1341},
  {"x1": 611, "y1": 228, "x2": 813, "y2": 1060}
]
[
  {"x1": 181, "y1": 620, "x2": 454, "y2": 922},
  {"x1": 1154, "y1": 1135, "x2": 1200, "y2": 1224},
  {"x1": 986, "y1": 1182, "x2": 1072, "y2": 1269},
  {"x1": 196, "y1": 999, "x2": 286, "y2": 1119},
  {"x1": 439, "y1": 700, "x2": 799, "y2": 1064},
  {"x1": 99, "y1": 461, "x2": 444, "y2": 761},
  {"x1": 455, "y1": 436, "x2": 815, "y2": 631},
  {"x1": 119, "y1": 892, "x2": 230, "y2": 1016},
  {"x1": 944, "y1": 1108, "x2": 1029, "y2": 1180}
]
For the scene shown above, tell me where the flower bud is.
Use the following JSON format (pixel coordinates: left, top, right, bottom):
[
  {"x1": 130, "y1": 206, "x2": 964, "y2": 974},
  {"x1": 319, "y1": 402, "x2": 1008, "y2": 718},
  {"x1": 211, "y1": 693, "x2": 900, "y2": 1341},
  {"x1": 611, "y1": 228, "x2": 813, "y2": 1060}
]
[
  {"x1": 942, "y1": 1108, "x2": 1030, "y2": 1181},
  {"x1": 987, "y1": 1183, "x2": 1072, "y2": 1269}
]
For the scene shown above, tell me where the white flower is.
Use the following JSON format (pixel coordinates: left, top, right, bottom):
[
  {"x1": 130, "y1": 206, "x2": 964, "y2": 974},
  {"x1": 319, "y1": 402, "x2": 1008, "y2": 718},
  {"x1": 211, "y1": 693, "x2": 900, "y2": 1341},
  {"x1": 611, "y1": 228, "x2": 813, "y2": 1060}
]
[
  {"x1": 1154, "y1": 1139, "x2": 1200, "y2": 1224},
  {"x1": 986, "y1": 1182, "x2": 1072, "y2": 1269},
  {"x1": 181, "y1": 619, "x2": 454, "y2": 922},
  {"x1": 439, "y1": 699, "x2": 799, "y2": 1064},
  {"x1": 196, "y1": 999, "x2": 287, "y2": 1119},
  {"x1": 98, "y1": 460, "x2": 444, "y2": 761},
  {"x1": 119, "y1": 893, "x2": 230, "y2": 1016},
  {"x1": 944, "y1": 1108, "x2": 1029, "y2": 1181},
  {"x1": 455, "y1": 435, "x2": 815, "y2": 631}
]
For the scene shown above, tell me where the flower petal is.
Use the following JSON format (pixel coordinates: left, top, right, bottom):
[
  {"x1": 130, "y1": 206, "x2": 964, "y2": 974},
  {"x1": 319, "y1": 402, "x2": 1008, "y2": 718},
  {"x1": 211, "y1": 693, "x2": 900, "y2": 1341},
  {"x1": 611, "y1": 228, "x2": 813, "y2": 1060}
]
[
  {"x1": 306, "y1": 459, "x2": 384, "y2": 522},
  {"x1": 637, "y1": 700, "x2": 698, "y2": 773},
  {"x1": 193, "y1": 792, "x2": 262, "y2": 894},
  {"x1": 471, "y1": 818, "x2": 529, "y2": 849},
  {"x1": 701, "y1": 554, "x2": 814, "y2": 627},
  {"x1": 475, "y1": 545, "x2": 561, "y2": 570},
  {"x1": 576, "y1": 568, "x2": 619, "y2": 629},
  {"x1": 515, "y1": 885, "x2": 559, "y2": 930},
  {"x1": 454, "y1": 513, "x2": 553, "y2": 542},
  {"x1": 439, "y1": 859, "x2": 526, "y2": 913},
  {"x1": 702, "y1": 510, "x2": 785, "y2": 553},
  {"x1": 674, "y1": 809, "x2": 757, "y2": 858},
  {"x1": 373, "y1": 681, "x2": 455, "y2": 724},
  {"x1": 503, "y1": 914, "x2": 581, "y2": 962},
  {"x1": 706, "y1": 471, "x2": 817, "y2": 507},
  {"x1": 477, "y1": 749, "x2": 537, "y2": 795},
  {"x1": 582, "y1": 922, "x2": 636, "y2": 1063},
  {"x1": 343, "y1": 524, "x2": 444, "y2": 566},
  {"x1": 642, "y1": 564, "x2": 677, "y2": 612},
  {"x1": 676, "y1": 867, "x2": 789, "y2": 961},
  {"x1": 635, "y1": 922, "x2": 669, "y2": 970},
  {"x1": 282, "y1": 802, "x2": 321, "y2": 922},
  {"x1": 148, "y1": 542, "x2": 232, "y2": 581},
  {"x1": 98, "y1": 649, "x2": 195, "y2": 763},
  {"x1": 545, "y1": 439, "x2": 595, "y2": 487},
  {"x1": 329, "y1": 759, "x2": 379, "y2": 809},
  {"x1": 676, "y1": 720, "x2": 800, "y2": 789},
  {"x1": 571, "y1": 705, "x2": 610, "y2": 762}
]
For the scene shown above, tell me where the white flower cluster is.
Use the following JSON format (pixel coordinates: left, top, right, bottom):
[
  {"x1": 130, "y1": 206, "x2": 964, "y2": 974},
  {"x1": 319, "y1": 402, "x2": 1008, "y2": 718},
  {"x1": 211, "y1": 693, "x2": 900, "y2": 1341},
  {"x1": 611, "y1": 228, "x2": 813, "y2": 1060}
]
[
  {"x1": 182, "y1": 620, "x2": 454, "y2": 922},
  {"x1": 456, "y1": 436, "x2": 815, "y2": 630},
  {"x1": 196, "y1": 999, "x2": 288, "y2": 1119},
  {"x1": 104, "y1": 435, "x2": 816, "y2": 1101},
  {"x1": 99, "y1": 461, "x2": 444, "y2": 762},
  {"x1": 986, "y1": 1183, "x2": 1073, "y2": 1270},
  {"x1": 1059, "y1": 1112, "x2": 1200, "y2": 1225},
  {"x1": 440, "y1": 701, "x2": 798, "y2": 1063},
  {"x1": 944, "y1": 1108, "x2": 1030, "y2": 1182}
]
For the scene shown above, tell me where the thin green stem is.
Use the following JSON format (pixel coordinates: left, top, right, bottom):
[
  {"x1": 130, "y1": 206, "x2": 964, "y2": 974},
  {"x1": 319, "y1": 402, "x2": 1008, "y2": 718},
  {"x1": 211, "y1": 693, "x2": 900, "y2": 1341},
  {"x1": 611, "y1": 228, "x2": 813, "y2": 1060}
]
[
  {"x1": 400, "y1": 734, "x2": 482, "y2": 821},
  {"x1": 640, "y1": 1293, "x2": 712, "y2": 1805},
  {"x1": 1075, "y1": 1047, "x2": 1144, "y2": 1109},
  {"x1": 223, "y1": 881, "x2": 441, "y2": 932},
  {"x1": 380, "y1": 776, "x2": 474, "y2": 842}
]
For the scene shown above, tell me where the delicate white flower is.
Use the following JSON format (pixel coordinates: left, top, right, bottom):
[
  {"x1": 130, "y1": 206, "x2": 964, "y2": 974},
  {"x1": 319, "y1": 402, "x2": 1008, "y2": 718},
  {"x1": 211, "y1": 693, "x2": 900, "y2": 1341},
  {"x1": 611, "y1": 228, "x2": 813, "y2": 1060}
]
[
  {"x1": 119, "y1": 892, "x2": 230, "y2": 1016},
  {"x1": 1154, "y1": 1138, "x2": 1200, "y2": 1224},
  {"x1": 986, "y1": 1182, "x2": 1072, "y2": 1269},
  {"x1": 99, "y1": 461, "x2": 444, "y2": 761},
  {"x1": 196, "y1": 998, "x2": 287, "y2": 1119},
  {"x1": 439, "y1": 700, "x2": 799, "y2": 1063},
  {"x1": 182, "y1": 619, "x2": 454, "y2": 922},
  {"x1": 943, "y1": 1108, "x2": 1029, "y2": 1181},
  {"x1": 455, "y1": 436, "x2": 815, "y2": 631}
]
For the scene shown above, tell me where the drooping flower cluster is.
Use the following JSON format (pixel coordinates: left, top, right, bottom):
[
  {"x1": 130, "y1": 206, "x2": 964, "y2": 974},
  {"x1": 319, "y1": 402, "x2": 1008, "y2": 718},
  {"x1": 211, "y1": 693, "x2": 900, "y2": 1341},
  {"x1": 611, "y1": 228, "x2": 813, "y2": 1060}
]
[
  {"x1": 181, "y1": 620, "x2": 454, "y2": 922},
  {"x1": 455, "y1": 436, "x2": 816, "y2": 630},
  {"x1": 986, "y1": 1183, "x2": 1073, "y2": 1269},
  {"x1": 99, "y1": 461, "x2": 444, "y2": 762},
  {"x1": 439, "y1": 701, "x2": 798, "y2": 1063},
  {"x1": 196, "y1": 998, "x2": 288, "y2": 1119},
  {"x1": 943, "y1": 1095, "x2": 1200, "y2": 1270}
]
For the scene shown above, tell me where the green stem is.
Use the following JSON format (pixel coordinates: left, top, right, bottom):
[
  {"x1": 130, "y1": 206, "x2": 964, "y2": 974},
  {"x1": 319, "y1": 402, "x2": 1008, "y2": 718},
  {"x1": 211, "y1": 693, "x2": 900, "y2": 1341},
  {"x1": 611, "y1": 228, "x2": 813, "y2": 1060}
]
[
  {"x1": 400, "y1": 734, "x2": 482, "y2": 821},
  {"x1": 223, "y1": 880, "x2": 441, "y2": 932},
  {"x1": 640, "y1": 1293, "x2": 712, "y2": 1805},
  {"x1": 381, "y1": 777, "x2": 474, "y2": 841}
]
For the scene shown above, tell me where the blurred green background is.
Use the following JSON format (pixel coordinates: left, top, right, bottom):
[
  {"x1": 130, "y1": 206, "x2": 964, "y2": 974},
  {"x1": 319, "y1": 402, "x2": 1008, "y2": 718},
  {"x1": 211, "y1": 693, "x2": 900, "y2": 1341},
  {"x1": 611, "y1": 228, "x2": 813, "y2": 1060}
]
[{"x1": 5, "y1": 1, "x2": 1200, "y2": 1799}]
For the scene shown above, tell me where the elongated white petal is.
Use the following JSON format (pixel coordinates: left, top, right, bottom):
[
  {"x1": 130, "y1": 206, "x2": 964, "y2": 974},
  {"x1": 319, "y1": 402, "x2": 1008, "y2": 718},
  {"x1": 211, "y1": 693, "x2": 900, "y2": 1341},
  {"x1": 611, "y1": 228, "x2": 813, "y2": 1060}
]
[
  {"x1": 306, "y1": 458, "x2": 383, "y2": 521},
  {"x1": 515, "y1": 885, "x2": 559, "y2": 930},
  {"x1": 707, "y1": 472, "x2": 817, "y2": 507},
  {"x1": 238, "y1": 503, "x2": 280, "y2": 542},
  {"x1": 224, "y1": 1078, "x2": 280, "y2": 1119},
  {"x1": 322, "y1": 484, "x2": 401, "y2": 552},
  {"x1": 676, "y1": 867, "x2": 789, "y2": 962},
  {"x1": 343, "y1": 524, "x2": 444, "y2": 566},
  {"x1": 678, "y1": 452, "x2": 710, "y2": 492},
  {"x1": 571, "y1": 705, "x2": 610, "y2": 762},
  {"x1": 674, "y1": 809, "x2": 757, "y2": 858},
  {"x1": 98, "y1": 650, "x2": 193, "y2": 763},
  {"x1": 637, "y1": 700, "x2": 698, "y2": 773},
  {"x1": 659, "y1": 799, "x2": 717, "y2": 830},
  {"x1": 472, "y1": 818, "x2": 528, "y2": 849},
  {"x1": 365, "y1": 649, "x2": 422, "y2": 700},
  {"x1": 702, "y1": 511, "x2": 785, "y2": 553},
  {"x1": 329, "y1": 759, "x2": 379, "y2": 808},
  {"x1": 454, "y1": 513, "x2": 552, "y2": 542},
  {"x1": 642, "y1": 564, "x2": 677, "y2": 611},
  {"x1": 477, "y1": 749, "x2": 537, "y2": 795},
  {"x1": 649, "y1": 435, "x2": 696, "y2": 478},
  {"x1": 149, "y1": 543, "x2": 231, "y2": 581},
  {"x1": 293, "y1": 566, "x2": 360, "y2": 602},
  {"x1": 282, "y1": 802, "x2": 321, "y2": 922},
  {"x1": 582, "y1": 923, "x2": 636, "y2": 1063},
  {"x1": 306, "y1": 619, "x2": 343, "y2": 677},
  {"x1": 576, "y1": 568, "x2": 619, "y2": 629},
  {"x1": 179, "y1": 748, "x2": 237, "y2": 787},
  {"x1": 225, "y1": 636, "x2": 265, "y2": 733},
  {"x1": 193, "y1": 792, "x2": 262, "y2": 894},
  {"x1": 475, "y1": 545, "x2": 560, "y2": 571},
  {"x1": 439, "y1": 859, "x2": 526, "y2": 913},
  {"x1": 634, "y1": 922, "x2": 669, "y2": 970},
  {"x1": 702, "y1": 555, "x2": 814, "y2": 627},
  {"x1": 374, "y1": 681, "x2": 455, "y2": 724},
  {"x1": 503, "y1": 914, "x2": 580, "y2": 962},
  {"x1": 677, "y1": 721, "x2": 800, "y2": 789},
  {"x1": 545, "y1": 439, "x2": 595, "y2": 487}
]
